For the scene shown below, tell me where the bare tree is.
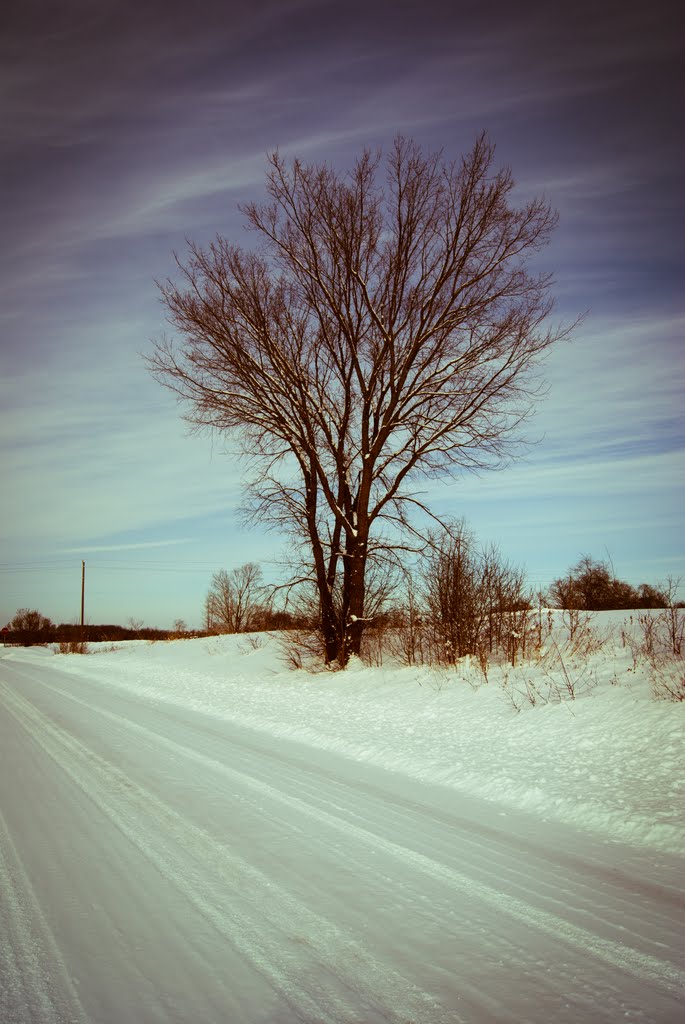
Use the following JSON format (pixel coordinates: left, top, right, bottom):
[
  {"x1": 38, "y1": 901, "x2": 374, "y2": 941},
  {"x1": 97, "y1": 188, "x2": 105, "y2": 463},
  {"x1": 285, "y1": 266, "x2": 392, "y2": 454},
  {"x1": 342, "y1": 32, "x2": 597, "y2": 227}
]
[
  {"x1": 549, "y1": 555, "x2": 649, "y2": 611},
  {"x1": 395, "y1": 576, "x2": 425, "y2": 666},
  {"x1": 149, "y1": 135, "x2": 571, "y2": 665},
  {"x1": 423, "y1": 521, "x2": 483, "y2": 662},
  {"x1": 205, "y1": 563, "x2": 264, "y2": 633},
  {"x1": 662, "y1": 575, "x2": 684, "y2": 656},
  {"x1": 10, "y1": 608, "x2": 54, "y2": 646},
  {"x1": 11, "y1": 608, "x2": 53, "y2": 633},
  {"x1": 421, "y1": 522, "x2": 529, "y2": 663}
]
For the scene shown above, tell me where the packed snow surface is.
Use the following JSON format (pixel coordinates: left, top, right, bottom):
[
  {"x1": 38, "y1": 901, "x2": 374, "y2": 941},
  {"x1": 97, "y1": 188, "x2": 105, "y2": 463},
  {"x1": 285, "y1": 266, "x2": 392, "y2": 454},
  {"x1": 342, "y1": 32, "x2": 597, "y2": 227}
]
[{"x1": 1, "y1": 619, "x2": 683, "y2": 1023}]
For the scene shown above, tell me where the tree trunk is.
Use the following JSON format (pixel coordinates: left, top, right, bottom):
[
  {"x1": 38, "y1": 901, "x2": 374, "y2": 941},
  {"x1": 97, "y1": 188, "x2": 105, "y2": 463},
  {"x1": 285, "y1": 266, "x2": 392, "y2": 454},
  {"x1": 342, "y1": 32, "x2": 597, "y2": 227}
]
[{"x1": 341, "y1": 536, "x2": 367, "y2": 664}]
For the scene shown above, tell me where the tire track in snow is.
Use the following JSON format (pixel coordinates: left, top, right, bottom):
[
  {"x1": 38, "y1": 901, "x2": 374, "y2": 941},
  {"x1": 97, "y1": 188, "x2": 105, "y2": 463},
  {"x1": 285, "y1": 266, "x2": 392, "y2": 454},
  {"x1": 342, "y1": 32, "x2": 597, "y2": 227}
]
[
  {"x1": 0, "y1": 676, "x2": 457, "y2": 1024},
  {"x1": 27, "y1": 673, "x2": 684, "y2": 1002},
  {"x1": 194, "y1": 754, "x2": 685, "y2": 998},
  {"x1": 0, "y1": 806, "x2": 87, "y2": 1024}
]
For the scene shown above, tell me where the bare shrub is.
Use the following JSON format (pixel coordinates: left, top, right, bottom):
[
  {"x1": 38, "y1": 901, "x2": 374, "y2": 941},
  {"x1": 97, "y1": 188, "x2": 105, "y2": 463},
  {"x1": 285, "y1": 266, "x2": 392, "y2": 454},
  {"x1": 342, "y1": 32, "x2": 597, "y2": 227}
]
[
  {"x1": 501, "y1": 670, "x2": 548, "y2": 712},
  {"x1": 504, "y1": 607, "x2": 539, "y2": 667},
  {"x1": 560, "y1": 605, "x2": 582, "y2": 643},
  {"x1": 277, "y1": 627, "x2": 330, "y2": 672},
  {"x1": 636, "y1": 612, "x2": 660, "y2": 660},
  {"x1": 393, "y1": 581, "x2": 426, "y2": 666},
  {"x1": 58, "y1": 639, "x2": 89, "y2": 655},
  {"x1": 359, "y1": 630, "x2": 383, "y2": 667},
  {"x1": 662, "y1": 576, "x2": 684, "y2": 656},
  {"x1": 631, "y1": 585, "x2": 685, "y2": 701},
  {"x1": 649, "y1": 658, "x2": 685, "y2": 702},
  {"x1": 421, "y1": 521, "x2": 529, "y2": 666},
  {"x1": 540, "y1": 638, "x2": 598, "y2": 700},
  {"x1": 476, "y1": 644, "x2": 490, "y2": 685},
  {"x1": 633, "y1": 592, "x2": 684, "y2": 666},
  {"x1": 237, "y1": 634, "x2": 264, "y2": 654},
  {"x1": 501, "y1": 639, "x2": 598, "y2": 712},
  {"x1": 557, "y1": 610, "x2": 609, "y2": 657}
]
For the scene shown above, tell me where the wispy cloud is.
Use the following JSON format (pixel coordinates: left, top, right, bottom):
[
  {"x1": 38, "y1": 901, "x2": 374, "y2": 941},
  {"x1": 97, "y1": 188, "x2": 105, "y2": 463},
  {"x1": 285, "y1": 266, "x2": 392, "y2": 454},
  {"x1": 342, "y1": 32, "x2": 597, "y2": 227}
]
[{"x1": 60, "y1": 538, "x2": 194, "y2": 554}]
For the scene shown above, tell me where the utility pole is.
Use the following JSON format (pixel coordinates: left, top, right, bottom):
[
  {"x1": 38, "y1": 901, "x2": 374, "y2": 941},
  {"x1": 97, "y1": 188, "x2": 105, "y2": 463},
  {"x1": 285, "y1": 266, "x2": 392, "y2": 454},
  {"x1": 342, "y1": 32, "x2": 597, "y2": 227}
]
[{"x1": 81, "y1": 560, "x2": 85, "y2": 630}]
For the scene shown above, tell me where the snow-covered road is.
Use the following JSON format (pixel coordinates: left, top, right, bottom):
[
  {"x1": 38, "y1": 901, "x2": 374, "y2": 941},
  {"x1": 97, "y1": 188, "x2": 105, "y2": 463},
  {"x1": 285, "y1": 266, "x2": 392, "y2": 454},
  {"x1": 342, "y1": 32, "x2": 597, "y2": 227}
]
[{"x1": 1, "y1": 655, "x2": 683, "y2": 1023}]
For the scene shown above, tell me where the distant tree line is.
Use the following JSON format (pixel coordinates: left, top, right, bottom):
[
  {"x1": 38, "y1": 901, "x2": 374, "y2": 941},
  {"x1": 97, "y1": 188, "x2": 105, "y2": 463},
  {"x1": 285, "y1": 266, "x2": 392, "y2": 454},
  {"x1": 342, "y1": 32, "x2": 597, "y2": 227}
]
[
  {"x1": 5, "y1": 548, "x2": 680, "y2": 653},
  {"x1": 3, "y1": 610, "x2": 183, "y2": 646},
  {"x1": 3, "y1": 597, "x2": 300, "y2": 648}
]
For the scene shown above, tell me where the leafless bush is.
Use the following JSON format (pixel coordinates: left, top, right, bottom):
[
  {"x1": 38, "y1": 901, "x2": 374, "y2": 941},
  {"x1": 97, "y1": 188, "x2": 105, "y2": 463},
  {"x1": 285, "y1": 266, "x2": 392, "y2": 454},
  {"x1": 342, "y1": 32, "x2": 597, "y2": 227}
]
[
  {"x1": 635, "y1": 612, "x2": 660, "y2": 660},
  {"x1": 421, "y1": 521, "x2": 529, "y2": 666},
  {"x1": 501, "y1": 670, "x2": 549, "y2": 712},
  {"x1": 532, "y1": 600, "x2": 555, "y2": 653},
  {"x1": 631, "y1": 594, "x2": 684, "y2": 667},
  {"x1": 540, "y1": 638, "x2": 598, "y2": 700},
  {"x1": 560, "y1": 605, "x2": 582, "y2": 643},
  {"x1": 649, "y1": 657, "x2": 685, "y2": 702},
  {"x1": 630, "y1": 586, "x2": 685, "y2": 701},
  {"x1": 58, "y1": 639, "x2": 89, "y2": 654},
  {"x1": 475, "y1": 644, "x2": 490, "y2": 685},
  {"x1": 277, "y1": 627, "x2": 331, "y2": 672},
  {"x1": 504, "y1": 608, "x2": 539, "y2": 667},
  {"x1": 359, "y1": 622, "x2": 388, "y2": 667},
  {"x1": 392, "y1": 581, "x2": 426, "y2": 666},
  {"x1": 501, "y1": 639, "x2": 598, "y2": 711},
  {"x1": 662, "y1": 576, "x2": 684, "y2": 656},
  {"x1": 558, "y1": 611, "x2": 609, "y2": 657},
  {"x1": 237, "y1": 634, "x2": 264, "y2": 654}
]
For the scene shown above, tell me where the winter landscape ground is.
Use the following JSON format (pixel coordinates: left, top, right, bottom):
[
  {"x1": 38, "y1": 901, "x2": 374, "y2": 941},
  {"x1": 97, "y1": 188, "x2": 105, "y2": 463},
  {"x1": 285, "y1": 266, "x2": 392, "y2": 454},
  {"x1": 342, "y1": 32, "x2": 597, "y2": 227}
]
[{"x1": 1, "y1": 613, "x2": 683, "y2": 1023}]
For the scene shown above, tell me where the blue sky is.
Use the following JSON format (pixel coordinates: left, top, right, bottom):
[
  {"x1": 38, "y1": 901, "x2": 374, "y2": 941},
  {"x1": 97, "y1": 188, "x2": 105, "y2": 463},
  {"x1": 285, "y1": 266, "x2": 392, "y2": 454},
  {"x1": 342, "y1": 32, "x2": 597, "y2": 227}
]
[{"x1": 1, "y1": 0, "x2": 683, "y2": 628}]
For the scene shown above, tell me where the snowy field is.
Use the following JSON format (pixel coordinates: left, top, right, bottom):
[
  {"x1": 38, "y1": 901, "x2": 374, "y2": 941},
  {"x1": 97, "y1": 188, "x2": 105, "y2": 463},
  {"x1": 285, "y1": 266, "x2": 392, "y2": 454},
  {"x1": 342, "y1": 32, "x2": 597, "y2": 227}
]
[{"x1": 1, "y1": 615, "x2": 683, "y2": 1023}]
